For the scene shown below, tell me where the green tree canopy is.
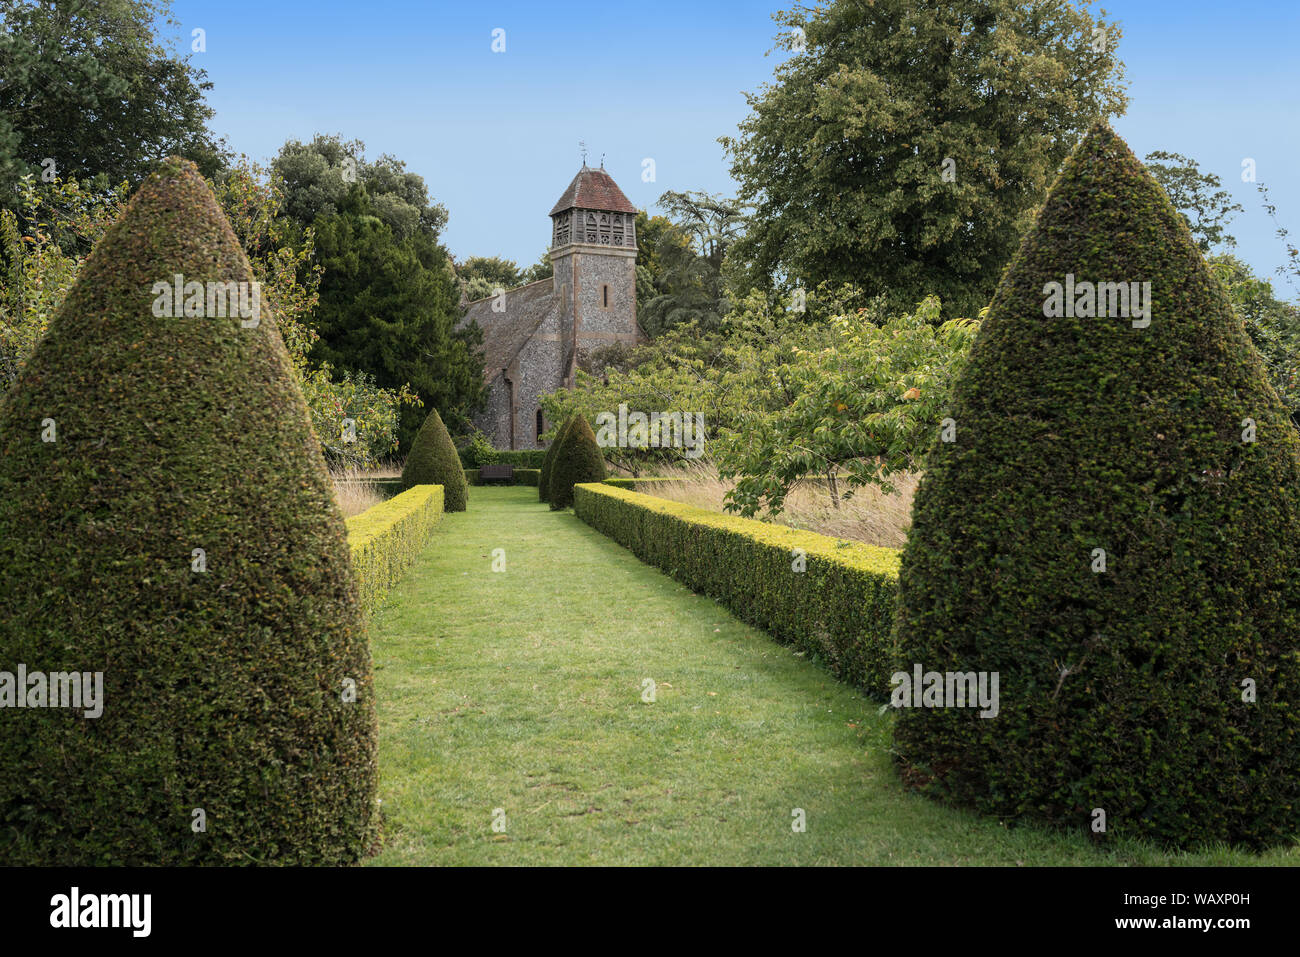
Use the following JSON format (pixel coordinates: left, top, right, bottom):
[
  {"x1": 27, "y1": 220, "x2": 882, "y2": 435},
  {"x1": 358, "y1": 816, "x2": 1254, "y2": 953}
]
[
  {"x1": 310, "y1": 185, "x2": 483, "y2": 448},
  {"x1": 270, "y1": 135, "x2": 480, "y2": 450},
  {"x1": 636, "y1": 194, "x2": 744, "y2": 337},
  {"x1": 0, "y1": 0, "x2": 227, "y2": 196},
  {"x1": 656, "y1": 190, "x2": 746, "y2": 270},
  {"x1": 456, "y1": 255, "x2": 526, "y2": 303},
  {"x1": 1144, "y1": 150, "x2": 1243, "y2": 252},
  {"x1": 719, "y1": 295, "x2": 980, "y2": 517},
  {"x1": 722, "y1": 0, "x2": 1129, "y2": 317},
  {"x1": 272, "y1": 134, "x2": 448, "y2": 241}
]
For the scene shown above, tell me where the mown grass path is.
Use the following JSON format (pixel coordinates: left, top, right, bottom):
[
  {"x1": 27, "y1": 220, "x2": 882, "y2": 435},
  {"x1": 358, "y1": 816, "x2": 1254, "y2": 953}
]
[{"x1": 367, "y1": 486, "x2": 1295, "y2": 865}]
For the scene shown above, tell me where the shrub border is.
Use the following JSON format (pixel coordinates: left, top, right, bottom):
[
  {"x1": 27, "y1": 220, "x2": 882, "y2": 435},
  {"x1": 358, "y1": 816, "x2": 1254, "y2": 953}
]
[
  {"x1": 600, "y1": 477, "x2": 687, "y2": 490},
  {"x1": 464, "y1": 468, "x2": 541, "y2": 487},
  {"x1": 573, "y1": 483, "x2": 901, "y2": 695},
  {"x1": 345, "y1": 483, "x2": 444, "y2": 616},
  {"x1": 459, "y1": 448, "x2": 547, "y2": 469}
]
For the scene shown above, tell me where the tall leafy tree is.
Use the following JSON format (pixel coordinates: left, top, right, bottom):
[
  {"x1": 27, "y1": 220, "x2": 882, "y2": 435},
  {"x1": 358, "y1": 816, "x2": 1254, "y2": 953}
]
[
  {"x1": 0, "y1": 0, "x2": 226, "y2": 196},
  {"x1": 1144, "y1": 150, "x2": 1243, "y2": 252},
  {"x1": 722, "y1": 0, "x2": 1129, "y2": 317},
  {"x1": 719, "y1": 296, "x2": 980, "y2": 517},
  {"x1": 637, "y1": 194, "x2": 743, "y2": 337},
  {"x1": 639, "y1": 235, "x2": 731, "y2": 336},
  {"x1": 656, "y1": 190, "x2": 746, "y2": 270},
  {"x1": 272, "y1": 136, "x2": 483, "y2": 449},
  {"x1": 519, "y1": 249, "x2": 552, "y2": 283},
  {"x1": 310, "y1": 186, "x2": 483, "y2": 448},
  {"x1": 456, "y1": 255, "x2": 525, "y2": 302},
  {"x1": 1210, "y1": 253, "x2": 1300, "y2": 420},
  {"x1": 633, "y1": 211, "x2": 686, "y2": 321},
  {"x1": 272, "y1": 134, "x2": 447, "y2": 240}
]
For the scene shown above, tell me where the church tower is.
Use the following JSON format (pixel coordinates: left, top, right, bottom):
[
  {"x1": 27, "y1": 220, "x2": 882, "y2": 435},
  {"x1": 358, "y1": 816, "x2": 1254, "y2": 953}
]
[{"x1": 548, "y1": 164, "x2": 643, "y2": 386}]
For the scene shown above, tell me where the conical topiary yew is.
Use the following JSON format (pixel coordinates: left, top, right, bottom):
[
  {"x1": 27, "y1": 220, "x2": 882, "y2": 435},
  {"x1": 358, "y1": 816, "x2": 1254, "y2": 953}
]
[
  {"x1": 548, "y1": 416, "x2": 606, "y2": 510},
  {"x1": 539, "y1": 415, "x2": 575, "y2": 503},
  {"x1": 0, "y1": 158, "x2": 378, "y2": 864},
  {"x1": 891, "y1": 124, "x2": 1300, "y2": 849},
  {"x1": 401, "y1": 407, "x2": 468, "y2": 511}
]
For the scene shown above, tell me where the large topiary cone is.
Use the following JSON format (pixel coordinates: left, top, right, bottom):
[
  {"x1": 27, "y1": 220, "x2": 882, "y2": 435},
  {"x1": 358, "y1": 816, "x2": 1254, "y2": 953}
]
[
  {"x1": 891, "y1": 124, "x2": 1300, "y2": 849},
  {"x1": 548, "y1": 416, "x2": 606, "y2": 510},
  {"x1": 401, "y1": 407, "x2": 468, "y2": 511},
  {"x1": 0, "y1": 158, "x2": 378, "y2": 864},
  {"x1": 539, "y1": 416, "x2": 574, "y2": 503}
]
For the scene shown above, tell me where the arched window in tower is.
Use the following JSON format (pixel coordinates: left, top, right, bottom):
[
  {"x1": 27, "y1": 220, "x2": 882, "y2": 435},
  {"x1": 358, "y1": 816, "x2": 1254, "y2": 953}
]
[{"x1": 536, "y1": 409, "x2": 544, "y2": 444}]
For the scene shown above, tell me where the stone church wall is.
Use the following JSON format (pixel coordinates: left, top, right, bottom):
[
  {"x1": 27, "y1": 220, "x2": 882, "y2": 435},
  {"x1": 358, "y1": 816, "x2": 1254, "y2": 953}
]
[
  {"x1": 475, "y1": 376, "x2": 513, "y2": 448},
  {"x1": 511, "y1": 308, "x2": 563, "y2": 447}
]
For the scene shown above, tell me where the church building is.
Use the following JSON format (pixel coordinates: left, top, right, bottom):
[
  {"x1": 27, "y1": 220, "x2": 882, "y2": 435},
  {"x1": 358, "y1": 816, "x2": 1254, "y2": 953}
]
[{"x1": 462, "y1": 164, "x2": 646, "y2": 449}]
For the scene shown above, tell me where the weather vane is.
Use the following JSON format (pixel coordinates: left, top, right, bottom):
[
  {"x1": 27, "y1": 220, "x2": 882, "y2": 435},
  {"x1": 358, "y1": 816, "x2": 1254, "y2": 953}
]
[{"x1": 579, "y1": 140, "x2": 587, "y2": 166}]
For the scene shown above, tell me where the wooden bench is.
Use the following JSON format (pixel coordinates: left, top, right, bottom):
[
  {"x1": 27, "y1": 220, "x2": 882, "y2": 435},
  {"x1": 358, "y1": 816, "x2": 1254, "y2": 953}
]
[{"x1": 478, "y1": 464, "x2": 514, "y2": 483}]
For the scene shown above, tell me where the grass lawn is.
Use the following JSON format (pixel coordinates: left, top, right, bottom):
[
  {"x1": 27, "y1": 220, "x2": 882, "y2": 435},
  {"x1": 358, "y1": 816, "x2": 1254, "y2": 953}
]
[{"x1": 367, "y1": 486, "x2": 1298, "y2": 866}]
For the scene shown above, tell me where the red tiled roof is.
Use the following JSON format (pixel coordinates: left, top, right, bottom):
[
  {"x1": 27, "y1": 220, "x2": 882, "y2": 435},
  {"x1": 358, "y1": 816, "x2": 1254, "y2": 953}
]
[{"x1": 549, "y1": 166, "x2": 638, "y2": 216}]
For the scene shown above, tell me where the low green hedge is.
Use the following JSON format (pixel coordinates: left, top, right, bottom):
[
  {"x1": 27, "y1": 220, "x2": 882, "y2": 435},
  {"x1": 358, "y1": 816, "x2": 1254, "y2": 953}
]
[
  {"x1": 464, "y1": 468, "x2": 541, "y2": 487},
  {"x1": 346, "y1": 484, "x2": 444, "y2": 615},
  {"x1": 601, "y1": 477, "x2": 687, "y2": 490},
  {"x1": 574, "y1": 483, "x2": 901, "y2": 695},
  {"x1": 459, "y1": 447, "x2": 547, "y2": 468}
]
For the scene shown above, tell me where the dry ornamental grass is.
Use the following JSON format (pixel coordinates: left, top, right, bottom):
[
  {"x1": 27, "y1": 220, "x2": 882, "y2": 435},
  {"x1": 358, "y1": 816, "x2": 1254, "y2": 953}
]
[
  {"x1": 331, "y1": 464, "x2": 398, "y2": 518},
  {"x1": 623, "y1": 459, "x2": 918, "y2": 549}
]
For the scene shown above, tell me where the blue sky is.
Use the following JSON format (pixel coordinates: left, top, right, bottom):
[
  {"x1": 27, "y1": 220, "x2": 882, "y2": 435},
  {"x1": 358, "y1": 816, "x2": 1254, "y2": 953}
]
[{"x1": 168, "y1": 0, "x2": 1299, "y2": 297}]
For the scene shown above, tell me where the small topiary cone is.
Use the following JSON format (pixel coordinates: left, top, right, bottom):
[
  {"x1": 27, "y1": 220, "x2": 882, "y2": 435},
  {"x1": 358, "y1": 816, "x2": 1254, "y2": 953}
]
[
  {"x1": 539, "y1": 415, "x2": 575, "y2": 503},
  {"x1": 548, "y1": 415, "x2": 606, "y2": 510},
  {"x1": 402, "y1": 407, "x2": 469, "y2": 511}
]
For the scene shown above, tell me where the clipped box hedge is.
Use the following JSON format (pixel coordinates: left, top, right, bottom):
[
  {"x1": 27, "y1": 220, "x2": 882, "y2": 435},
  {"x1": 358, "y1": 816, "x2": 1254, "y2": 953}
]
[
  {"x1": 459, "y1": 447, "x2": 547, "y2": 468},
  {"x1": 574, "y1": 483, "x2": 901, "y2": 695},
  {"x1": 345, "y1": 483, "x2": 444, "y2": 615},
  {"x1": 601, "y1": 477, "x2": 687, "y2": 491},
  {"x1": 464, "y1": 468, "x2": 541, "y2": 487}
]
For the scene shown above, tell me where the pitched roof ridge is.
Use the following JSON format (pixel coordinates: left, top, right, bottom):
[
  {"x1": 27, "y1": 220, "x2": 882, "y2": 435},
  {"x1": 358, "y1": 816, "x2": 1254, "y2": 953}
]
[
  {"x1": 461, "y1": 275, "x2": 554, "y2": 307},
  {"x1": 497, "y1": 294, "x2": 562, "y2": 377}
]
